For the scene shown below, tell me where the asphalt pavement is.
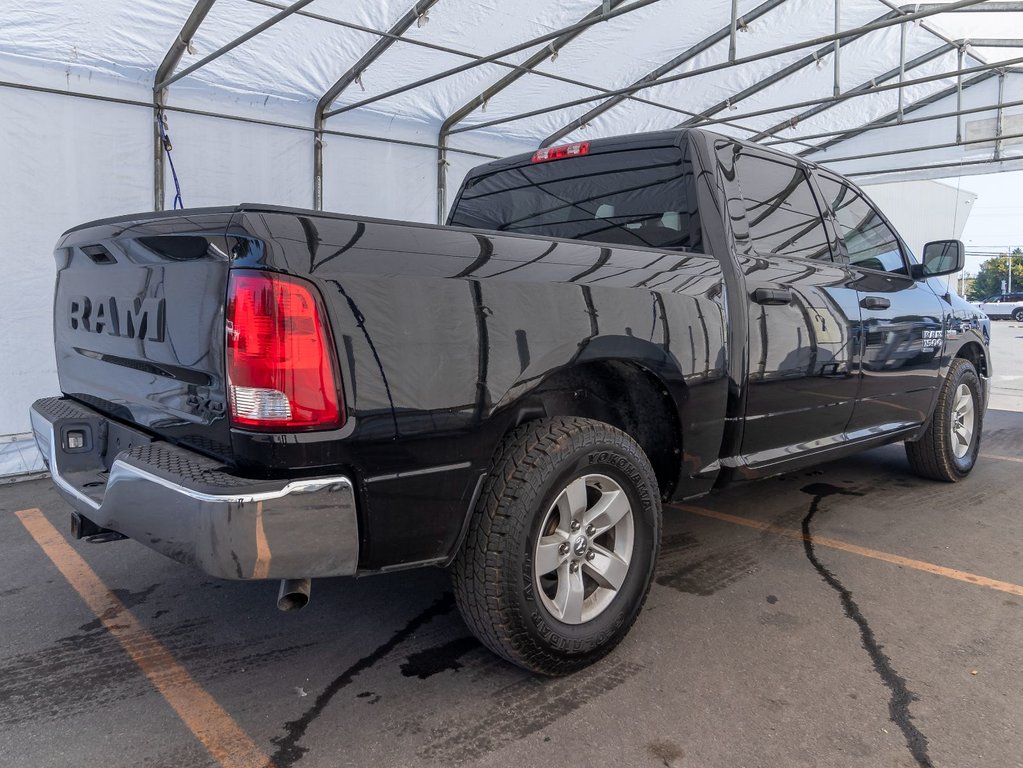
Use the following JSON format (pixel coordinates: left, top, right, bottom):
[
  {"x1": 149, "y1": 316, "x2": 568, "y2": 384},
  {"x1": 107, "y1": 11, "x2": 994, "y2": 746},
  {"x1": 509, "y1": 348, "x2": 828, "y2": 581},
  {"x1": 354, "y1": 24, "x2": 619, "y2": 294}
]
[{"x1": 1, "y1": 324, "x2": 1021, "y2": 768}]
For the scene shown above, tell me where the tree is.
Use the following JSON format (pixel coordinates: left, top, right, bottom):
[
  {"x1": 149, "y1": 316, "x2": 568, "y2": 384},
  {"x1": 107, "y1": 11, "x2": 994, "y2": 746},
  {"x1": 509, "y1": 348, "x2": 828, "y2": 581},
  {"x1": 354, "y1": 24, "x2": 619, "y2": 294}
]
[{"x1": 969, "y1": 248, "x2": 1023, "y2": 300}]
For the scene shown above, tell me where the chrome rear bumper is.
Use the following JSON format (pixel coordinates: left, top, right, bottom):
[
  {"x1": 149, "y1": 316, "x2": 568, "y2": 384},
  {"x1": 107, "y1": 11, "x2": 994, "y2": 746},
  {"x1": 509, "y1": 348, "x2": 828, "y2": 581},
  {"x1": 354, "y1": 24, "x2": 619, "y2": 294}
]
[{"x1": 30, "y1": 397, "x2": 359, "y2": 580}]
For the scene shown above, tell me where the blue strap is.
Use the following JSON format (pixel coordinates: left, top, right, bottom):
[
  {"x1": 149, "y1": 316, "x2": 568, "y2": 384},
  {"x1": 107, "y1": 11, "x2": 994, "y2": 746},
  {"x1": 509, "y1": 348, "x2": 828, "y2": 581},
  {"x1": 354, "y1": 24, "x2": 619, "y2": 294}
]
[{"x1": 157, "y1": 111, "x2": 185, "y2": 210}]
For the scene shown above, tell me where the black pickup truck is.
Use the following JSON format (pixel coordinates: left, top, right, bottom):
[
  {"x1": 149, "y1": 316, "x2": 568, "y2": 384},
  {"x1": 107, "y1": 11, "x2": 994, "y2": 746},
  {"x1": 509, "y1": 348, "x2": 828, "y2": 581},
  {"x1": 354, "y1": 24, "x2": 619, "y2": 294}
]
[{"x1": 31, "y1": 128, "x2": 989, "y2": 674}]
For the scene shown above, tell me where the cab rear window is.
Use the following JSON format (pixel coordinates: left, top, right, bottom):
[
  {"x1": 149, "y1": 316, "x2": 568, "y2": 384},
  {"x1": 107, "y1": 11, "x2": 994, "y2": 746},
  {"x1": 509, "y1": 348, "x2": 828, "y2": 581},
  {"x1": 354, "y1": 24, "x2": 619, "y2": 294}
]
[{"x1": 449, "y1": 147, "x2": 702, "y2": 252}]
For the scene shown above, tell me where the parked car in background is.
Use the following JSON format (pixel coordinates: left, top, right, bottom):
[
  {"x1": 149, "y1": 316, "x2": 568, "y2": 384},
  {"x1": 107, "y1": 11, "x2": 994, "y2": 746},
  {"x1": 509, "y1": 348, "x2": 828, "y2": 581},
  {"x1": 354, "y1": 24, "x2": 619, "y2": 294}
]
[{"x1": 974, "y1": 292, "x2": 1023, "y2": 321}]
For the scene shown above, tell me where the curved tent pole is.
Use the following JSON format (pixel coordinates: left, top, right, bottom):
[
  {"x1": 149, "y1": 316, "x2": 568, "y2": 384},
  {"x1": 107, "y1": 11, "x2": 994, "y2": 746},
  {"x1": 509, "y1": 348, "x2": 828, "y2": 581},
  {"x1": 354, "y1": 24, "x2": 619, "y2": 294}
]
[
  {"x1": 798, "y1": 68, "x2": 1008, "y2": 157},
  {"x1": 550, "y1": 0, "x2": 1014, "y2": 146},
  {"x1": 759, "y1": 93, "x2": 1023, "y2": 148},
  {"x1": 154, "y1": 0, "x2": 318, "y2": 91},
  {"x1": 435, "y1": 0, "x2": 631, "y2": 224},
  {"x1": 323, "y1": 0, "x2": 662, "y2": 121},
  {"x1": 675, "y1": 2, "x2": 993, "y2": 132},
  {"x1": 436, "y1": 0, "x2": 822, "y2": 221},
  {"x1": 802, "y1": 126, "x2": 1023, "y2": 167},
  {"x1": 154, "y1": 0, "x2": 216, "y2": 211},
  {"x1": 314, "y1": 0, "x2": 440, "y2": 211},
  {"x1": 538, "y1": 0, "x2": 790, "y2": 150},
  {"x1": 249, "y1": 0, "x2": 716, "y2": 101},
  {"x1": 748, "y1": 42, "x2": 958, "y2": 143},
  {"x1": 153, "y1": 0, "x2": 316, "y2": 210},
  {"x1": 673, "y1": 8, "x2": 906, "y2": 130},
  {"x1": 669, "y1": 56, "x2": 1023, "y2": 132},
  {"x1": 446, "y1": 0, "x2": 989, "y2": 138},
  {"x1": 845, "y1": 153, "x2": 1023, "y2": 180}
]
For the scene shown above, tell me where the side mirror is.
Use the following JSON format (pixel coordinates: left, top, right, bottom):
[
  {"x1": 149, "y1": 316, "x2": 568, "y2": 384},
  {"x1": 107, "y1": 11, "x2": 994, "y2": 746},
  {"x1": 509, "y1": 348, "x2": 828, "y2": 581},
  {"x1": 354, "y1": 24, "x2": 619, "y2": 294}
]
[{"x1": 912, "y1": 239, "x2": 965, "y2": 279}]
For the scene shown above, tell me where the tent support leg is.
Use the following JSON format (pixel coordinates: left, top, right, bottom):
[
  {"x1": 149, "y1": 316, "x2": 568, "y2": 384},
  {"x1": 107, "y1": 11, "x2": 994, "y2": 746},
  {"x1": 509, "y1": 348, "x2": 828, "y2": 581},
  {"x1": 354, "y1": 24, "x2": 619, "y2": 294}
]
[
  {"x1": 729, "y1": 0, "x2": 740, "y2": 61},
  {"x1": 153, "y1": 0, "x2": 216, "y2": 211},
  {"x1": 437, "y1": 139, "x2": 448, "y2": 225},
  {"x1": 834, "y1": 0, "x2": 842, "y2": 97},
  {"x1": 314, "y1": 0, "x2": 442, "y2": 211},
  {"x1": 996, "y1": 70, "x2": 1006, "y2": 160},
  {"x1": 898, "y1": 22, "x2": 907, "y2": 122},
  {"x1": 957, "y1": 45, "x2": 965, "y2": 143}
]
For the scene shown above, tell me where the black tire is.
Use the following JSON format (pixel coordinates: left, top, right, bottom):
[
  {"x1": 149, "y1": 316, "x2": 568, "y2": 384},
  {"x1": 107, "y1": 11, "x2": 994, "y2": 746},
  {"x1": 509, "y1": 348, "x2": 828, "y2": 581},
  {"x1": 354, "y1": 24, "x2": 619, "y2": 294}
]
[
  {"x1": 905, "y1": 358, "x2": 983, "y2": 481},
  {"x1": 1013, "y1": 308, "x2": 1023, "y2": 322},
  {"x1": 451, "y1": 416, "x2": 661, "y2": 675}
]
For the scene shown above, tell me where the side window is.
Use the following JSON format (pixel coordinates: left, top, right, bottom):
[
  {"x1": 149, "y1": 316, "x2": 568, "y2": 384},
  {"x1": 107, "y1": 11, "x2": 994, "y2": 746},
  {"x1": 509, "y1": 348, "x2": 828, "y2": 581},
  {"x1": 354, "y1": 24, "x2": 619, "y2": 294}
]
[
  {"x1": 733, "y1": 153, "x2": 832, "y2": 261},
  {"x1": 817, "y1": 176, "x2": 906, "y2": 275}
]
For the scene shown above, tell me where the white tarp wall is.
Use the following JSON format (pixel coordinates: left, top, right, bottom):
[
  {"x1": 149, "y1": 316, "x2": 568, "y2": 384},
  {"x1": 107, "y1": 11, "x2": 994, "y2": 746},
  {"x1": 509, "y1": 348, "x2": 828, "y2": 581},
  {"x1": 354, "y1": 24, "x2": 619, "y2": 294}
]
[
  {"x1": 862, "y1": 179, "x2": 978, "y2": 258},
  {"x1": 0, "y1": 81, "x2": 529, "y2": 474},
  {"x1": 0, "y1": 10, "x2": 534, "y2": 474},
  {"x1": 2, "y1": 0, "x2": 1023, "y2": 475}
]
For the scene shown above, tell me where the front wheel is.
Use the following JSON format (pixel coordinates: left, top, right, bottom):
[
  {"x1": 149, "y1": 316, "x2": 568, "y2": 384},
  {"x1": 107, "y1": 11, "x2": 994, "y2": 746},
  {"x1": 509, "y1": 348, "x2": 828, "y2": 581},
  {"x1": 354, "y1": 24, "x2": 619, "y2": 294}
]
[
  {"x1": 905, "y1": 358, "x2": 983, "y2": 481},
  {"x1": 1012, "y1": 308, "x2": 1023, "y2": 322},
  {"x1": 451, "y1": 417, "x2": 661, "y2": 675}
]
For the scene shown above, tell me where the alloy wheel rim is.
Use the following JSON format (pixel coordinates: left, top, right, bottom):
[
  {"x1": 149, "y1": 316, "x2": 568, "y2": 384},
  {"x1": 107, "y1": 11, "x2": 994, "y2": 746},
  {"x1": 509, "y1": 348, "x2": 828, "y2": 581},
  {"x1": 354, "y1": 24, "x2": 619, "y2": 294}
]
[
  {"x1": 950, "y1": 383, "x2": 975, "y2": 459},
  {"x1": 533, "y1": 473, "x2": 635, "y2": 625}
]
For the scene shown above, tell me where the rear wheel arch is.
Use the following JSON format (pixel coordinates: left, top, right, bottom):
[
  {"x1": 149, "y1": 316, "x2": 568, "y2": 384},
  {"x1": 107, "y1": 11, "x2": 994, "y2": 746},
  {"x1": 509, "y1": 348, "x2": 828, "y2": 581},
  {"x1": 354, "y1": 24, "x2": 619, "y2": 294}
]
[{"x1": 506, "y1": 359, "x2": 685, "y2": 501}]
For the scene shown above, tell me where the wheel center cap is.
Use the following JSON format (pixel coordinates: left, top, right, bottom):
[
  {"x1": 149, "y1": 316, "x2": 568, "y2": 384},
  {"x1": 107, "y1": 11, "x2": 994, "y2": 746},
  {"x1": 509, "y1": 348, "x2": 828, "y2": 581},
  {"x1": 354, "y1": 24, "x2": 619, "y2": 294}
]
[{"x1": 572, "y1": 536, "x2": 588, "y2": 557}]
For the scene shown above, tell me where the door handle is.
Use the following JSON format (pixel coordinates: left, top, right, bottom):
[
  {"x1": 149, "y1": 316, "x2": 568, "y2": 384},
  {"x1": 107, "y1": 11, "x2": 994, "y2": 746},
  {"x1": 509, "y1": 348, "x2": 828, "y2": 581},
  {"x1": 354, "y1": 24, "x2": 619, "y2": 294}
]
[
  {"x1": 751, "y1": 287, "x2": 793, "y2": 306},
  {"x1": 860, "y1": 295, "x2": 891, "y2": 310}
]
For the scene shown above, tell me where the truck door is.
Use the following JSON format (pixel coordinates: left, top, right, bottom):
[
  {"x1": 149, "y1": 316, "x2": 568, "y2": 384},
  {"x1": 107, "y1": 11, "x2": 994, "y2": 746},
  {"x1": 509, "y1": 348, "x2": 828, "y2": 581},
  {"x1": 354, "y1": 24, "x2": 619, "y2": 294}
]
[
  {"x1": 727, "y1": 148, "x2": 863, "y2": 466},
  {"x1": 813, "y1": 173, "x2": 945, "y2": 434}
]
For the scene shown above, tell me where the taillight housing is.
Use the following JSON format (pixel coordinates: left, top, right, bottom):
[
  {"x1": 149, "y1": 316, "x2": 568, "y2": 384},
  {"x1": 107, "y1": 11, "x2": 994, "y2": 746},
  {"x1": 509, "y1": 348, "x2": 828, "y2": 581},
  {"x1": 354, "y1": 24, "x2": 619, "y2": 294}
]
[
  {"x1": 226, "y1": 269, "x2": 344, "y2": 431},
  {"x1": 531, "y1": 141, "x2": 589, "y2": 163}
]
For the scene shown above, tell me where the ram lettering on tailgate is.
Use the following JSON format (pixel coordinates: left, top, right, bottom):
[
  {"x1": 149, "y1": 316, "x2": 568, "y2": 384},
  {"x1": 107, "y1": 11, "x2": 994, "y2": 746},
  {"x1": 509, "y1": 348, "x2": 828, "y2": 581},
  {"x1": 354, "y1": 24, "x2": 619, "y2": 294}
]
[{"x1": 68, "y1": 296, "x2": 165, "y2": 341}]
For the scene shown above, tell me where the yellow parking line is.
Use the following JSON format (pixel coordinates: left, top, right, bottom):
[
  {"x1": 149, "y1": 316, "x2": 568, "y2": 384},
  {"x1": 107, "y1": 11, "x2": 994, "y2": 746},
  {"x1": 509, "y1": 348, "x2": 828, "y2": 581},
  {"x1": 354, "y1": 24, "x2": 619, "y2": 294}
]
[
  {"x1": 981, "y1": 453, "x2": 1023, "y2": 465},
  {"x1": 673, "y1": 504, "x2": 1023, "y2": 598},
  {"x1": 15, "y1": 508, "x2": 273, "y2": 768},
  {"x1": 252, "y1": 501, "x2": 272, "y2": 579}
]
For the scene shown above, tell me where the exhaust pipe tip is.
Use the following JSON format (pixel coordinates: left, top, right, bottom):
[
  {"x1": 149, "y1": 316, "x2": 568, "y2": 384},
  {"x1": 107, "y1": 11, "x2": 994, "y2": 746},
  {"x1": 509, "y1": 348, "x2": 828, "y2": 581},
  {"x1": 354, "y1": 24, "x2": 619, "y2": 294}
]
[{"x1": 277, "y1": 578, "x2": 312, "y2": 612}]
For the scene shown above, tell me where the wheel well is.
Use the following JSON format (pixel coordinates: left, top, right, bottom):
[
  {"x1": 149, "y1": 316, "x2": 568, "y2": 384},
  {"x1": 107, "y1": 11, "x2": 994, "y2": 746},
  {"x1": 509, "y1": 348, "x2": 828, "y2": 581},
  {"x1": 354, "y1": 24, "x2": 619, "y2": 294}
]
[
  {"x1": 956, "y1": 342, "x2": 988, "y2": 377},
  {"x1": 512, "y1": 361, "x2": 683, "y2": 499}
]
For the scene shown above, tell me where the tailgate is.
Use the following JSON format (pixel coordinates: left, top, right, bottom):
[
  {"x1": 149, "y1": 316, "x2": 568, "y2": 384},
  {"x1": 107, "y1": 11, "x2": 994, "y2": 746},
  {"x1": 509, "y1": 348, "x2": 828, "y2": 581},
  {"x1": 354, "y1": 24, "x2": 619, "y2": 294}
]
[{"x1": 53, "y1": 211, "x2": 236, "y2": 460}]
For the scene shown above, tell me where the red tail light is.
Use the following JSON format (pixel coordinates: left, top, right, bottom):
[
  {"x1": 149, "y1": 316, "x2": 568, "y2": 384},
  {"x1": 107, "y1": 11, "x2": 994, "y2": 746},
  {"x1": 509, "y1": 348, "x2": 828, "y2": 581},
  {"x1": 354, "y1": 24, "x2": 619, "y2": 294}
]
[
  {"x1": 531, "y1": 141, "x2": 589, "y2": 163},
  {"x1": 226, "y1": 270, "x2": 344, "y2": 430}
]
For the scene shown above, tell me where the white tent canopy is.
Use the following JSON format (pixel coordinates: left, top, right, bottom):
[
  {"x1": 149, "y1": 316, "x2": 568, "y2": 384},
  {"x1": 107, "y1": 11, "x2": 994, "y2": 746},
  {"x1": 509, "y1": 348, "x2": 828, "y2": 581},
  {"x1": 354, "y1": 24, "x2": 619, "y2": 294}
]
[{"x1": 1, "y1": 0, "x2": 1021, "y2": 473}]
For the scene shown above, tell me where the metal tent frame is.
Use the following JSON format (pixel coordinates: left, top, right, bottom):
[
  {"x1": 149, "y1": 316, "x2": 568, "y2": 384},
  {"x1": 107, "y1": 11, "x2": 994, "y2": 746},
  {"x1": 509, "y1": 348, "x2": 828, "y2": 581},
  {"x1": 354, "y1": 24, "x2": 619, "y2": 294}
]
[{"x1": 10, "y1": 0, "x2": 1023, "y2": 216}]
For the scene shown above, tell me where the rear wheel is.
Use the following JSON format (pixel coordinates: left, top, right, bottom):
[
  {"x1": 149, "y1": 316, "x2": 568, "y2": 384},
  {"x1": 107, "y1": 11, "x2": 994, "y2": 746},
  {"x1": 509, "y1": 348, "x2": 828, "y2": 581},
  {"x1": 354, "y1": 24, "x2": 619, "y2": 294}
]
[
  {"x1": 1012, "y1": 308, "x2": 1023, "y2": 322},
  {"x1": 905, "y1": 358, "x2": 983, "y2": 481},
  {"x1": 451, "y1": 417, "x2": 661, "y2": 675}
]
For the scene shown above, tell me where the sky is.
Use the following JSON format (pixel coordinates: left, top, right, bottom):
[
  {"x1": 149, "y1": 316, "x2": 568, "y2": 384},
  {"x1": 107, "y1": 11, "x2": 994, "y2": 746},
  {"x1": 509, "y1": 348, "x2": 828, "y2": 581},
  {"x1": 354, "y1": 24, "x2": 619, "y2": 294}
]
[
  {"x1": 938, "y1": 169, "x2": 1023, "y2": 277},
  {"x1": 873, "y1": 2, "x2": 1023, "y2": 279}
]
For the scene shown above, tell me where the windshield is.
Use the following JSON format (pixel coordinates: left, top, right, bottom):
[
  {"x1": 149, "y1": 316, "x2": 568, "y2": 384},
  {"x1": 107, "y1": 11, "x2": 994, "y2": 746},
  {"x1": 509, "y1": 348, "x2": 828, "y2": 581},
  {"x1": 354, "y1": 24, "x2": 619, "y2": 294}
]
[{"x1": 449, "y1": 146, "x2": 702, "y2": 252}]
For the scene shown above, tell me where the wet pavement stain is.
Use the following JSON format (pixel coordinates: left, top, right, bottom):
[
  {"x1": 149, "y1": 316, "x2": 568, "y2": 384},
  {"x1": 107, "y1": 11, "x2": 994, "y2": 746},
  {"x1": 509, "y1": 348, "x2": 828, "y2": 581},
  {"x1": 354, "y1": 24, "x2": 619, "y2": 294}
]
[
  {"x1": 400, "y1": 635, "x2": 480, "y2": 680},
  {"x1": 419, "y1": 657, "x2": 643, "y2": 764},
  {"x1": 647, "y1": 738, "x2": 685, "y2": 767},
  {"x1": 656, "y1": 543, "x2": 759, "y2": 596},
  {"x1": 77, "y1": 584, "x2": 160, "y2": 633},
  {"x1": 800, "y1": 482, "x2": 933, "y2": 768},
  {"x1": 269, "y1": 592, "x2": 456, "y2": 768},
  {"x1": 0, "y1": 615, "x2": 314, "y2": 728}
]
